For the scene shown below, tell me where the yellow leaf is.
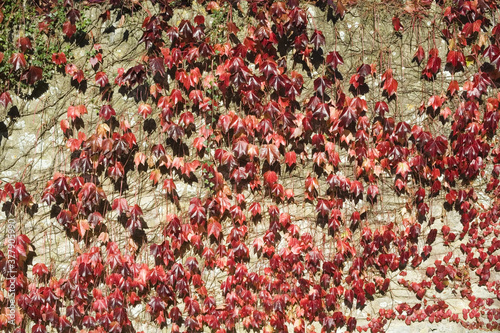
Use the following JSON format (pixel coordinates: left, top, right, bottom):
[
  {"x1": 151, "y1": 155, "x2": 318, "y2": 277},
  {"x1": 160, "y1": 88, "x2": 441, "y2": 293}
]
[{"x1": 465, "y1": 55, "x2": 475, "y2": 67}]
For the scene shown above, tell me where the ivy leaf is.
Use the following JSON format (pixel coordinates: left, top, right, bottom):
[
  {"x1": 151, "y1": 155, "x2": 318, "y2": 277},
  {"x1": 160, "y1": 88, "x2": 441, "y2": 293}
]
[
  {"x1": 112, "y1": 198, "x2": 128, "y2": 214},
  {"x1": 338, "y1": 107, "x2": 357, "y2": 128},
  {"x1": 422, "y1": 49, "x2": 441, "y2": 80},
  {"x1": 16, "y1": 37, "x2": 32, "y2": 52},
  {"x1": 149, "y1": 57, "x2": 165, "y2": 76},
  {"x1": 9, "y1": 53, "x2": 27, "y2": 71},
  {"x1": 260, "y1": 60, "x2": 278, "y2": 79},
  {"x1": 179, "y1": 20, "x2": 194, "y2": 39},
  {"x1": 150, "y1": 169, "x2": 161, "y2": 185},
  {"x1": 52, "y1": 52, "x2": 67, "y2": 65},
  {"x1": 207, "y1": 219, "x2": 222, "y2": 240},
  {"x1": 447, "y1": 80, "x2": 459, "y2": 96},
  {"x1": 260, "y1": 144, "x2": 280, "y2": 164},
  {"x1": 249, "y1": 202, "x2": 261, "y2": 217},
  {"x1": 77, "y1": 219, "x2": 90, "y2": 238},
  {"x1": 413, "y1": 46, "x2": 425, "y2": 65},
  {"x1": 326, "y1": 51, "x2": 344, "y2": 69},
  {"x1": 21, "y1": 66, "x2": 43, "y2": 85},
  {"x1": 62, "y1": 21, "x2": 76, "y2": 38},
  {"x1": 310, "y1": 30, "x2": 325, "y2": 50},
  {"x1": 446, "y1": 50, "x2": 465, "y2": 71},
  {"x1": 285, "y1": 151, "x2": 296, "y2": 167},
  {"x1": 138, "y1": 103, "x2": 152, "y2": 119},
  {"x1": 484, "y1": 45, "x2": 500, "y2": 68},
  {"x1": 313, "y1": 103, "x2": 329, "y2": 119},
  {"x1": 374, "y1": 101, "x2": 389, "y2": 117},
  {"x1": 60, "y1": 119, "x2": 70, "y2": 134},
  {"x1": 381, "y1": 69, "x2": 398, "y2": 97},
  {"x1": 392, "y1": 16, "x2": 403, "y2": 32},
  {"x1": 99, "y1": 105, "x2": 115, "y2": 120},
  {"x1": 134, "y1": 152, "x2": 146, "y2": 167},
  {"x1": 0, "y1": 92, "x2": 12, "y2": 108},
  {"x1": 66, "y1": 8, "x2": 81, "y2": 24},
  {"x1": 108, "y1": 162, "x2": 125, "y2": 181},
  {"x1": 314, "y1": 76, "x2": 332, "y2": 96},
  {"x1": 424, "y1": 136, "x2": 448, "y2": 158},
  {"x1": 396, "y1": 161, "x2": 410, "y2": 178},
  {"x1": 73, "y1": 70, "x2": 85, "y2": 83},
  {"x1": 95, "y1": 72, "x2": 109, "y2": 87},
  {"x1": 367, "y1": 184, "x2": 379, "y2": 203},
  {"x1": 67, "y1": 105, "x2": 87, "y2": 121}
]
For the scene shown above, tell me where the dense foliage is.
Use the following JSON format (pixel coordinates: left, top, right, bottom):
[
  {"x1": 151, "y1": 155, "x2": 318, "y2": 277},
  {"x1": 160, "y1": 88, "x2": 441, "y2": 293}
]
[{"x1": 1, "y1": 0, "x2": 500, "y2": 332}]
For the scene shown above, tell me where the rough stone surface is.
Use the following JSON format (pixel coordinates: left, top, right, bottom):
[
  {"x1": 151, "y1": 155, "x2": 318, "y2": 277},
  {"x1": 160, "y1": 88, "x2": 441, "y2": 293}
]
[{"x1": 0, "y1": 1, "x2": 499, "y2": 332}]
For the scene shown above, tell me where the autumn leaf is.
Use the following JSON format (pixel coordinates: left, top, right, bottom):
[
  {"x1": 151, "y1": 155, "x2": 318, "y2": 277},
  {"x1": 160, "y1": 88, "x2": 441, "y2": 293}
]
[
  {"x1": 392, "y1": 16, "x2": 403, "y2": 32},
  {"x1": 207, "y1": 219, "x2": 222, "y2": 240},
  {"x1": 260, "y1": 144, "x2": 279, "y2": 164},
  {"x1": 138, "y1": 103, "x2": 152, "y2": 119},
  {"x1": 21, "y1": 66, "x2": 43, "y2": 85},
  {"x1": 9, "y1": 53, "x2": 27, "y2": 70}
]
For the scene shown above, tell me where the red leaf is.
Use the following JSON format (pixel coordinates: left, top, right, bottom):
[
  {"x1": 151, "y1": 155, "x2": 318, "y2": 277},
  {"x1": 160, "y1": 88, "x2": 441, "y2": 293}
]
[
  {"x1": 67, "y1": 105, "x2": 87, "y2": 121},
  {"x1": 0, "y1": 91, "x2": 12, "y2": 108},
  {"x1": 189, "y1": 90, "x2": 203, "y2": 105},
  {"x1": 374, "y1": 101, "x2": 389, "y2": 117},
  {"x1": 396, "y1": 161, "x2": 410, "y2": 178},
  {"x1": 326, "y1": 51, "x2": 344, "y2": 69},
  {"x1": 447, "y1": 80, "x2": 459, "y2": 96},
  {"x1": 179, "y1": 112, "x2": 194, "y2": 128},
  {"x1": 179, "y1": 19, "x2": 193, "y2": 39},
  {"x1": 60, "y1": 119, "x2": 70, "y2": 134},
  {"x1": 427, "y1": 95, "x2": 445, "y2": 111},
  {"x1": 108, "y1": 162, "x2": 125, "y2": 181},
  {"x1": 413, "y1": 46, "x2": 425, "y2": 65},
  {"x1": 73, "y1": 69, "x2": 85, "y2": 83},
  {"x1": 170, "y1": 89, "x2": 185, "y2": 105},
  {"x1": 285, "y1": 151, "x2": 296, "y2": 167},
  {"x1": 381, "y1": 69, "x2": 398, "y2": 97},
  {"x1": 484, "y1": 45, "x2": 500, "y2": 67},
  {"x1": 16, "y1": 37, "x2": 32, "y2": 52},
  {"x1": 149, "y1": 57, "x2": 165, "y2": 75},
  {"x1": 314, "y1": 76, "x2": 332, "y2": 96},
  {"x1": 423, "y1": 136, "x2": 448, "y2": 158},
  {"x1": 182, "y1": 160, "x2": 200, "y2": 177},
  {"x1": 32, "y1": 263, "x2": 49, "y2": 277},
  {"x1": 9, "y1": 53, "x2": 27, "y2": 71},
  {"x1": 163, "y1": 179, "x2": 176, "y2": 193},
  {"x1": 21, "y1": 66, "x2": 43, "y2": 85},
  {"x1": 260, "y1": 60, "x2": 278, "y2": 79},
  {"x1": 263, "y1": 171, "x2": 278, "y2": 186},
  {"x1": 207, "y1": 220, "x2": 222, "y2": 239},
  {"x1": 310, "y1": 29, "x2": 325, "y2": 50},
  {"x1": 134, "y1": 152, "x2": 146, "y2": 167},
  {"x1": 248, "y1": 202, "x2": 261, "y2": 217},
  {"x1": 338, "y1": 106, "x2": 357, "y2": 128},
  {"x1": 52, "y1": 52, "x2": 67, "y2": 65},
  {"x1": 446, "y1": 50, "x2": 465, "y2": 70},
  {"x1": 89, "y1": 54, "x2": 102, "y2": 67},
  {"x1": 194, "y1": 15, "x2": 205, "y2": 25},
  {"x1": 260, "y1": 144, "x2": 280, "y2": 164},
  {"x1": 422, "y1": 50, "x2": 441, "y2": 79},
  {"x1": 367, "y1": 184, "x2": 379, "y2": 203},
  {"x1": 62, "y1": 21, "x2": 76, "y2": 38},
  {"x1": 138, "y1": 103, "x2": 152, "y2": 119},
  {"x1": 95, "y1": 71, "x2": 109, "y2": 87},
  {"x1": 99, "y1": 105, "x2": 115, "y2": 120},
  {"x1": 392, "y1": 16, "x2": 403, "y2": 32},
  {"x1": 65, "y1": 63, "x2": 78, "y2": 75},
  {"x1": 77, "y1": 219, "x2": 90, "y2": 237},
  {"x1": 305, "y1": 176, "x2": 319, "y2": 193},
  {"x1": 112, "y1": 198, "x2": 128, "y2": 214}
]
